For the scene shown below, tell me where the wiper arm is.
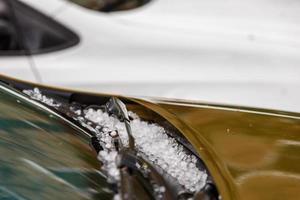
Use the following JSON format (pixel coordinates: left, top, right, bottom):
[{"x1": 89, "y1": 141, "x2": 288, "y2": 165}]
[
  {"x1": 105, "y1": 97, "x2": 135, "y2": 151},
  {"x1": 117, "y1": 144, "x2": 174, "y2": 200},
  {"x1": 105, "y1": 97, "x2": 175, "y2": 199}
]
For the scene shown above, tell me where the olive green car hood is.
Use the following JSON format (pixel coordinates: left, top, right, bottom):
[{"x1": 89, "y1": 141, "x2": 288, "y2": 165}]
[{"x1": 133, "y1": 98, "x2": 300, "y2": 200}]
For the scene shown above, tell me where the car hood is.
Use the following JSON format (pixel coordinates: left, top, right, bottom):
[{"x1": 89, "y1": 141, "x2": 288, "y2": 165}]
[{"x1": 132, "y1": 97, "x2": 300, "y2": 200}]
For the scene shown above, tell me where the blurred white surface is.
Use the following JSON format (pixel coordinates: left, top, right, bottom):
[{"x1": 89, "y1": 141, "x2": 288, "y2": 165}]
[{"x1": 2, "y1": 0, "x2": 300, "y2": 112}]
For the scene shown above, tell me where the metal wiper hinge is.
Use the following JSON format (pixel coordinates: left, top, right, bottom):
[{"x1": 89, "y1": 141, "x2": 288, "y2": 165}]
[{"x1": 105, "y1": 97, "x2": 135, "y2": 151}]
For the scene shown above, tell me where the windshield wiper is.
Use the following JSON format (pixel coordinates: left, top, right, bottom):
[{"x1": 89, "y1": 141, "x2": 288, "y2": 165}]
[
  {"x1": 20, "y1": 87, "x2": 218, "y2": 200},
  {"x1": 105, "y1": 97, "x2": 175, "y2": 199},
  {"x1": 105, "y1": 97, "x2": 135, "y2": 151}
]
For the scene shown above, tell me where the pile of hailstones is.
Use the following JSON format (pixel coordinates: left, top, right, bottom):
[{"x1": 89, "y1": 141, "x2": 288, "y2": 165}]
[{"x1": 23, "y1": 88, "x2": 208, "y2": 193}]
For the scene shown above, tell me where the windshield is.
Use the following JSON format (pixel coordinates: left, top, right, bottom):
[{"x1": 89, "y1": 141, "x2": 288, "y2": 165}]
[
  {"x1": 0, "y1": 84, "x2": 113, "y2": 199},
  {"x1": 68, "y1": 0, "x2": 151, "y2": 12}
]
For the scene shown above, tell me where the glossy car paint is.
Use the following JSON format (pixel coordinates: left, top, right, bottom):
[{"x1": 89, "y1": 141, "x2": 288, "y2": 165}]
[
  {"x1": 0, "y1": 0, "x2": 300, "y2": 112},
  {"x1": 133, "y1": 98, "x2": 300, "y2": 200},
  {"x1": 1, "y1": 74, "x2": 300, "y2": 200}
]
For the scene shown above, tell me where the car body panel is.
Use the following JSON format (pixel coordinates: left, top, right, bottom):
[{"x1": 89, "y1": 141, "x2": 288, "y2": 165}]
[
  {"x1": 0, "y1": 57, "x2": 35, "y2": 81},
  {"x1": 1, "y1": 0, "x2": 296, "y2": 112},
  {"x1": 35, "y1": 0, "x2": 300, "y2": 84},
  {"x1": 132, "y1": 97, "x2": 300, "y2": 200}
]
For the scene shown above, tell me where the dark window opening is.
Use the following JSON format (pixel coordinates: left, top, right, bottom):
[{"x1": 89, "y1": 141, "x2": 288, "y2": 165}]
[
  {"x1": 0, "y1": 0, "x2": 79, "y2": 56},
  {"x1": 68, "y1": 0, "x2": 151, "y2": 12}
]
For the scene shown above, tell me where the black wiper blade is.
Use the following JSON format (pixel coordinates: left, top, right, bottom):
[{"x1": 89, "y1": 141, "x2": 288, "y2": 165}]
[{"x1": 117, "y1": 148, "x2": 175, "y2": 200}]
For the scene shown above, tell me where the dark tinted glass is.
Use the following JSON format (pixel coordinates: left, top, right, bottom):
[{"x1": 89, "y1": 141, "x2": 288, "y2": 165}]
[
  {"x1": 0, "y1": 0, "x2": 79, "y2": 56},
  {"x1": 0, "y1": 84, "x2": 112, "y2": 200}
]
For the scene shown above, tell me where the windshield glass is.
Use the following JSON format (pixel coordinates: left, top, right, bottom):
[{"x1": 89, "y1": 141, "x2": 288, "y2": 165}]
[
  {"x1": 68, "y1": 0, "x2": 150, "y2": 12},
  {"x1": 0, "y1": 84, "x2": 112, "y2": 200}
]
